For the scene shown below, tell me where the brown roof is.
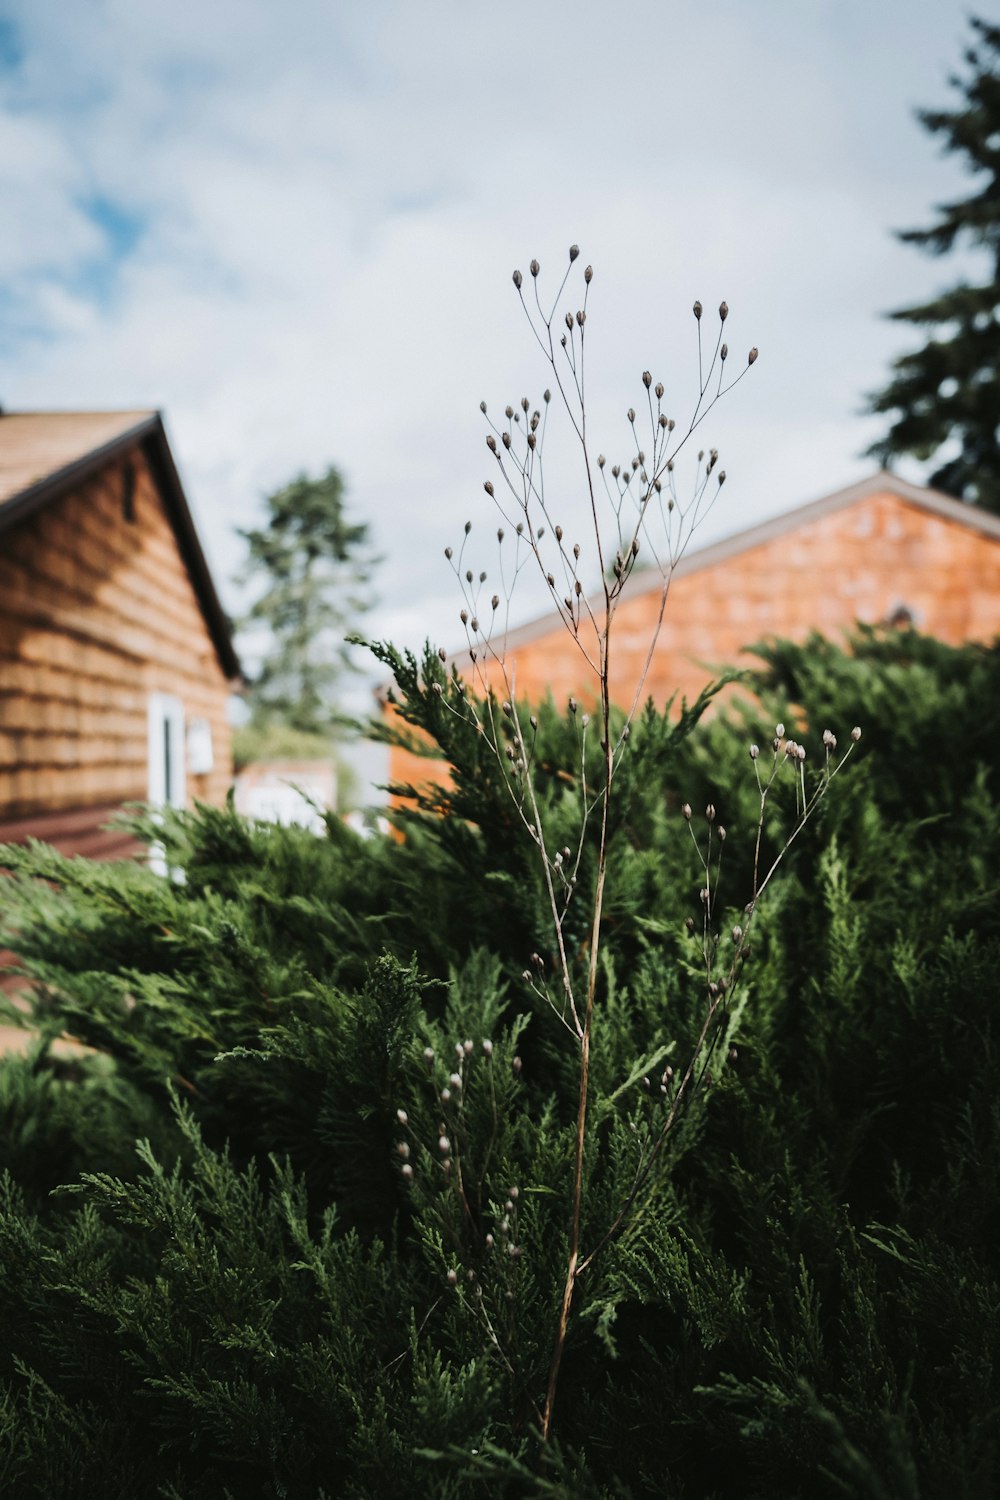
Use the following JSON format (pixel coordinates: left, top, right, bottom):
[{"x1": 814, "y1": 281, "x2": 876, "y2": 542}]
[
  {"x1": 0, "y1": 409, "x2": 240, "y2": 679},
  {"x1": 0, "y1": 410, "x2": 156, "y2": 510}
]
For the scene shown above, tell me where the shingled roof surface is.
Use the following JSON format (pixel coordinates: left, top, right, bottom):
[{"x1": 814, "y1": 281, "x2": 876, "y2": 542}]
[
  {"x1": 0, "y1": 410, "x2": 156, "y2": 510},
  {"x1": 0, "y1": 408, "x2": 240, "y2": 679}
]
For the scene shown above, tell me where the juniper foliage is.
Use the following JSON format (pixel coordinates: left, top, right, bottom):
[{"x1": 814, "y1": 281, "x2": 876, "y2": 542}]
[{"x1": 0, "y1": 630, "x2": 998, "y2": 1498}]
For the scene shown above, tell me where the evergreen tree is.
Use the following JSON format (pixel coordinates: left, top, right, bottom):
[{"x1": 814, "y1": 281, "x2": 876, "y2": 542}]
[
  {"x1": 238, "y1": 466, "x2": 374, "y2": 735},
  {"x1": 866, "y1": 17, "x2": 1000, "y2": 511}
]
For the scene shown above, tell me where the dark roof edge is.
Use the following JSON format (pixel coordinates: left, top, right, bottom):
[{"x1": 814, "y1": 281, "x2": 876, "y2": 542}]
[
  {"x1": 140, "y1": 417, "x2": 241, "y2": 680},
  {"x1": 0, "y1": 414, "x2": 162, "y2": 534},
  {"x1": 0, "y1": 413, "x2": 241, "y2": 680}
]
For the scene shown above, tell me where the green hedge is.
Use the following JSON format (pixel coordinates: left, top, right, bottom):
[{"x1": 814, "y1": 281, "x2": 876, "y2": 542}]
[{"x1": 0, "y1": 628, "x2": 997, "y2": 1498}]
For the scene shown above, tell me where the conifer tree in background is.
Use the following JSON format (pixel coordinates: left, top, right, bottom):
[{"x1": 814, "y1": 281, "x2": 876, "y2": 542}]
[
  {"x1": 866, "y1": 17, "x2": 1000, "y2": 512},
  {"x1": 237, "y1": 466, "x2": 374, "y2": 736}
]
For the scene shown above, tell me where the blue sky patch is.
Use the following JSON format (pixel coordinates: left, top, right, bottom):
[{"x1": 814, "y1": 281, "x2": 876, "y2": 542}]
[
  {"x1": 83, "y1": 194, "x2": 145, "y2": 260},
  {"x1": 0, "y1": 17, "x2": 22, "y2": 72}
]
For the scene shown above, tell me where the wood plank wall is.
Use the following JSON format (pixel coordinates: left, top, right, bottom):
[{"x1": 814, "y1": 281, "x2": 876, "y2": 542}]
[{"x1": 0, "y1": 448, "x2": 234, "y2": 826}]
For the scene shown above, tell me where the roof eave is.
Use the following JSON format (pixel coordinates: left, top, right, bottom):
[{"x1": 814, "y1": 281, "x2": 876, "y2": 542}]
[{"x1": 0, "y1": 412, "x2": 242, "y2": 681}]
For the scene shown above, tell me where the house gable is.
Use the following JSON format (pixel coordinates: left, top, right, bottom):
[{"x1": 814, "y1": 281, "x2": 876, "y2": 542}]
[
  {"x1": 436, "y1": 471, "x2": 1000, "y2": 710},
  {"x1": 0, "y1": 411, "x2": 239, "y2": 841}
]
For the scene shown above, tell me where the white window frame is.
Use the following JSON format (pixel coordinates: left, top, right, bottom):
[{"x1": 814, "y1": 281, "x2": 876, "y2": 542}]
[
  {"x1": 148, "y1": 692, "x2": 187, "y2": 809},
  {"x1": 147, "y1": 693, "x2": 186, "y2": 876}
]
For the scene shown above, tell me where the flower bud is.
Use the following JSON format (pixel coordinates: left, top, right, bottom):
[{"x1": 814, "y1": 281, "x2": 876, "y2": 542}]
[
  {"x1": 628, "y1": 408, "x2": 636, "y2": 423},
  {"x1": 748, "y1": 346, "x2": 758, "y2": 365},
  {"x1": 512, "y1": 1056, "x2": 522, "y2": 1075},
  {"x1": 749, "y1": 743, "x2": 760, "y2": 760},
  {"x1": 719, "y1": 300, "x2": 728, "y2": 321},
  {"x1": 423, "y1": 1047, "x2": 434, "y2": 1065},
  {"x1": 655, "y1": 382, "x2": 664, "y2": 399},
  {"x1": 775, "y1": 723, "x2": 785, "y2": 738},
  {"x1": 396, "y1": 1108, "x2": 408, "y2": 1124},
  {"x1": 482, "y1": 1039, "x2": 493, "y2": 1057},
  {"x1": 569, "y1": 244, "x2": 580, "y2": 261},
  {"x1": 447, "y1": 1268, "x2": 458, "y2": 1286},
  {"x1": 682, "y1": 802, "x2": 692, "y2": 820},
  {"x1": 401, "y1": 1163, "x2": 413, "y2": 1181},
  {"x1": 642, "y1": 370, "x2": 652, "y2": 389},
  {"x1": 584, "y1": 264, "x2": 593, "y2": 282},
  {"x1": 706, "y1": 803, "x2": 716, "y2": 822},
  {"x1": 693, "y1": 300, "x2": 702, "y2": 320},
  {"x1": 438, "y1": 1135, "x2": 451, "y2": 1155},
  {"x1": 512, "y1": 269, "x2": 522, "y2": 289},
  {"x1": 484, "y1": 480, "x2": 494, "y2": 496},
  {"x1": 530, "y1": 258, "x2": 540, "y2": 277},
  {"x1": 851, "y1": 726, "x2": 862, "y2": 742}
]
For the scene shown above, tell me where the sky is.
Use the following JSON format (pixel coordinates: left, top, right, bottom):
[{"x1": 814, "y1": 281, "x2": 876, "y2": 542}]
[{"x1": 0, "y1": 0, "x2": 986, "y2": 696}]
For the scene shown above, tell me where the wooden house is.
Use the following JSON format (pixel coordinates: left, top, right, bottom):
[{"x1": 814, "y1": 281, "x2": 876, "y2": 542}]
[
  {"x1": 0, "y1": 410, "x2": 240, "y2": 858},
  {"x1": 389, "y1": 471, "x2": 1000, "y2": 790}
]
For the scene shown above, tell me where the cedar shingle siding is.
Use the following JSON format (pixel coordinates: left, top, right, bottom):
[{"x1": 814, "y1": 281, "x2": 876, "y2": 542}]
[{"x1": 388, "y1": 473, "x2": 1000, "y2": 794}]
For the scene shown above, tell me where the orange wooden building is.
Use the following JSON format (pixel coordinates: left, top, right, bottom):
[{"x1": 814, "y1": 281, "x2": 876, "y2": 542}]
[
  {"x1": 389, "y1": 471, "x2": 1000, "y2": 788},
  {"x1": 0, "y1": 410, "x2": 240, "y2": 858}
]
